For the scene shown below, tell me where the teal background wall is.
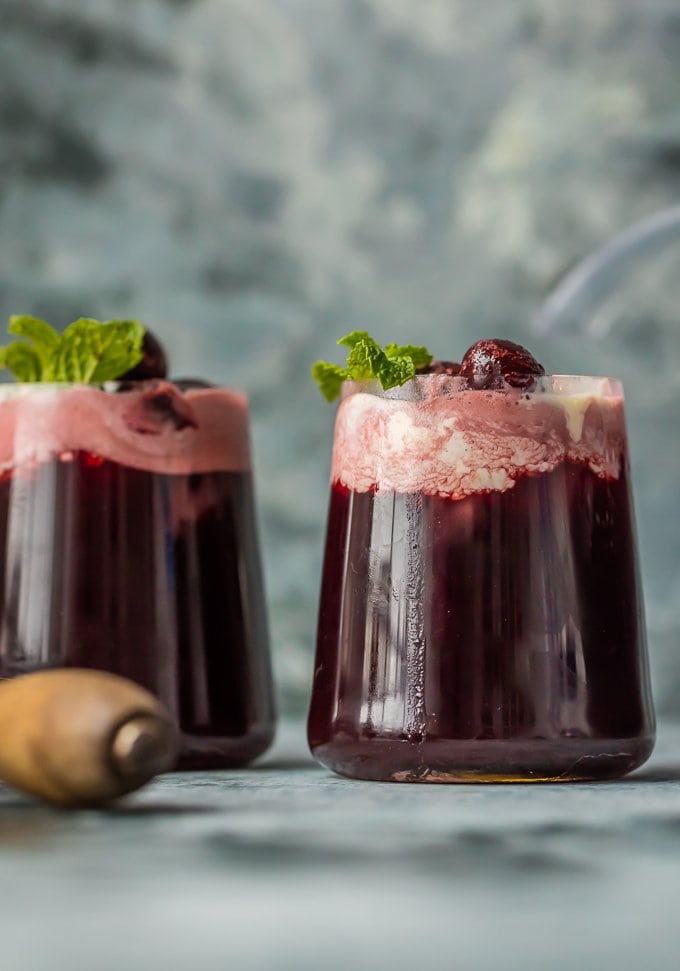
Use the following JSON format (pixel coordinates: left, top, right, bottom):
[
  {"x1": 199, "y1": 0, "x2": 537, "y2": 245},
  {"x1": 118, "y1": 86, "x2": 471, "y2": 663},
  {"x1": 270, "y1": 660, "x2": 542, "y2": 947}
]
[{"x1": 1, "y1": 0, "x2": 679, "y2": 713}]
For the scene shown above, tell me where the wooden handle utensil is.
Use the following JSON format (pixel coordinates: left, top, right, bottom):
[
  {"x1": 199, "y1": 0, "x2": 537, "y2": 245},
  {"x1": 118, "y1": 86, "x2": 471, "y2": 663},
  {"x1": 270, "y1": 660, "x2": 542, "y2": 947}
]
[{"x1": 0, "y1": 669, "x2": 178, "y2": 808}]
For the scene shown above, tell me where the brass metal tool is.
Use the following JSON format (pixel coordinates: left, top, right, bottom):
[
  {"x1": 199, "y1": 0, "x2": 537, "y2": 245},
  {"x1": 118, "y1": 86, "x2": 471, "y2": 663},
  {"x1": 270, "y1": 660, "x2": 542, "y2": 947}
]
[{"x1": 0, "y1": 669, "x2": 178, "y2": 808}]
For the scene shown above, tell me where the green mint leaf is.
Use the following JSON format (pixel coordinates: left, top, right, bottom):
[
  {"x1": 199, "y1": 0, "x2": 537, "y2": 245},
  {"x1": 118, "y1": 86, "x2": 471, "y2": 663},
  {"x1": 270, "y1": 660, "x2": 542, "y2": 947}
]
[
  {"x1": 345, "y1": 337, "x2": 386, "y2": 381},
  {"x1": 377, "y1": 354, "x2": 416, "y2": 390},
  {"x1": 9, "y1": 315, "x2": 60, "y2": 351},
  {"x1": 1, "y1": 342, "x2": 44, "y2": 382},
  {"x1": 52, "y1": 319, "x2": 100, "y2": 382},
  {"x1": 89, "y1": 320, "x2": 145, "y2": 383},
  {"x1": 312, "y1": 330, "x2": 434, "y2": 401},
  {"x1": 0, "y1": 315, "x2": 146, "y2": 384},
  {"x1": 57, "y1": 318, "x2": 145, "y2": 384},
  {"x1": 5, "y1": 316, "x2": 61, "y2": 380},
  {"x1": 337, "y1": 330, "x2": 373, "y2": 351},
  {"x1": 311, "y1": 361, "x2": 348, "y2": 402},
  {"x1": 384, "y1": 343, "x2": 432, "y2": 369}
]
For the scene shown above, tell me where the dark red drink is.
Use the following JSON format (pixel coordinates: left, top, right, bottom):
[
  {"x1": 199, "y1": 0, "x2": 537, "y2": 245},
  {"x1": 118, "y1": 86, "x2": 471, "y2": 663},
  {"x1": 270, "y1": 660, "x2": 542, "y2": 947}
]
[
  {"x1": 308, "y1": 374, "x2": 655, "y2": 781},
  {"x1": 0, "y1": 382, "x2": 274, "y2": 769}
]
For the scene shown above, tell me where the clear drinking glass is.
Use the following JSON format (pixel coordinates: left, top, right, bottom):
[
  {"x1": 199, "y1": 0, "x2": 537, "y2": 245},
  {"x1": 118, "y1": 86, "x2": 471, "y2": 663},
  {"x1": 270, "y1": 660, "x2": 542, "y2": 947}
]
[
  {"x1": 0, "y1": 381, "x2": 275, "y2": 769},
  {"x1": 308, "y1": 374, "x2": 655, "y2": 782}
]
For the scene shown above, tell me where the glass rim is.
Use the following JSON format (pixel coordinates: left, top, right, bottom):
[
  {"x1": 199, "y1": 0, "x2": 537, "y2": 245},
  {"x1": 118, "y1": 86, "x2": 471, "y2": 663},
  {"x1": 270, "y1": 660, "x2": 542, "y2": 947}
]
[{"x1": 340, "y1": 373, "x2": 624, "y2": 401}]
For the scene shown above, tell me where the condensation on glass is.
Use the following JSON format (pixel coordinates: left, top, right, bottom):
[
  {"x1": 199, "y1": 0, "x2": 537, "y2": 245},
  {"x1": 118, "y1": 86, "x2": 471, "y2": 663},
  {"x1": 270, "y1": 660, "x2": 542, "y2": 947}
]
[{"x1": 308, "y1": 375, "x2": 655, "y2": 782}]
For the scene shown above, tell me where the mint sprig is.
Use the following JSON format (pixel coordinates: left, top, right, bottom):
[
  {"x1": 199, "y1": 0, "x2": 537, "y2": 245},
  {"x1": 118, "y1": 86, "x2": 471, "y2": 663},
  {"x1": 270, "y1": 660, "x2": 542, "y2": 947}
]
[
  {"x1": 312, "y1": 331, "x2": 433, "y2": 402},
  {"x1": 0, "y1": 315, "x2": 145, "y2": 384}
]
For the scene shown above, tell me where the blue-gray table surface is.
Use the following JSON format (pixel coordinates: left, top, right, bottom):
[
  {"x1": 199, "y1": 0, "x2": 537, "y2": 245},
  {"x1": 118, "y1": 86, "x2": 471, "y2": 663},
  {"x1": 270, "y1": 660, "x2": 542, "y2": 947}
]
[{"x1": 1, "y1": 721, "x2": 679, "y2": 971}]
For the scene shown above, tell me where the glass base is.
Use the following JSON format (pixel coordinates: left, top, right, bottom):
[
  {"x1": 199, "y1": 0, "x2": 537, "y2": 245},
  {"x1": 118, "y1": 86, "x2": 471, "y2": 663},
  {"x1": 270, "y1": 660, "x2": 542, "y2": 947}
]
[
  {"x1": 176, "y1": 723, "x2": 275, "y2": 770},
  {"x1": 311, "y1": 735, "x2": 656, "y2": 783}
]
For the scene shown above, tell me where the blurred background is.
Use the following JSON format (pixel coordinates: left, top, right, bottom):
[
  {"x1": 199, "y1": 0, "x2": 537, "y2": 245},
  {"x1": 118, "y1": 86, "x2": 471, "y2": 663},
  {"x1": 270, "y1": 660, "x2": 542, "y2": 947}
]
[{"x1": 1, "y1": 0, "x2": 679, "y2": 716}]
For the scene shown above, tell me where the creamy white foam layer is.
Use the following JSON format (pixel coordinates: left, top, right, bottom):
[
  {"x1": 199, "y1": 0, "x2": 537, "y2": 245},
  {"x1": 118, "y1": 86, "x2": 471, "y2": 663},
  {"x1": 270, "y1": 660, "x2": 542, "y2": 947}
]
[
  {"x1": 0, "y1": 382, "x2": 251, "y2": 475},
  {"x1": 331, "y1": 376, "x2": 626, "y2": 498}
]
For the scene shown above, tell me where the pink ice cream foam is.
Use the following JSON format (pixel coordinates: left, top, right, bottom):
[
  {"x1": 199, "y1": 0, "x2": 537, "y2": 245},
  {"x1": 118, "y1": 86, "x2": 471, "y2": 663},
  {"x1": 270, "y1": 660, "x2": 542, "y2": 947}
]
[
  {"x1": 0, "y1": 381, "x2": 252, "y2": 476},
  {"x1": 331, "y1": 375, "x2": 627, "y2": 499}
]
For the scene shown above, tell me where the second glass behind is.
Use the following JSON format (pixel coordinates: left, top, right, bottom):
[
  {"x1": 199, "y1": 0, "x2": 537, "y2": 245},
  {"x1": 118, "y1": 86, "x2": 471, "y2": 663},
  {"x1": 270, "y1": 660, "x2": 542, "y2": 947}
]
[
  {"x1": 0, "y1": 381, "x2": 274, "y2": 769},
  {"x1": 309, "y1": 374, "x2": 655, "y2": 782}
]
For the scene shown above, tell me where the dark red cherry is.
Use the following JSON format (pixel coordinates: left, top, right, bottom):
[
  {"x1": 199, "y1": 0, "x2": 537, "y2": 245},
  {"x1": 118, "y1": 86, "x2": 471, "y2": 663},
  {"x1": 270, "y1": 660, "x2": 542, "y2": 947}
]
[
  {"x1": 121, "y1": 330, "x2": 168, "y2": 381},
  {"x1": 417, "y1": 360, "x2": 461, "y2": 376},
  {"x1": 459, "y1": 338, "x2": 545, "y2": 390}
]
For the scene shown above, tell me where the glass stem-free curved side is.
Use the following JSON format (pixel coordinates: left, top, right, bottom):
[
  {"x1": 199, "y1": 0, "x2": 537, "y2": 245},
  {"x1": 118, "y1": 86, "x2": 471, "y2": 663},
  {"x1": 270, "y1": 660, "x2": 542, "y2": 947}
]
[
  {"x1": 0, "y1": 386, "x2": 274, "y2": 770},
  {"x1": 308, "y1": 378, "x2": 655, "y2": 782}
]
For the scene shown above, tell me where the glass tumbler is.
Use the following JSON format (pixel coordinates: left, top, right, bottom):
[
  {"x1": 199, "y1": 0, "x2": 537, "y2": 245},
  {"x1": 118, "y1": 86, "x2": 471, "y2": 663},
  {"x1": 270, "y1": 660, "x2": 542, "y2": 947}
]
[
  {"x1": 0, "y1": 381, "x2": 275, "y2": 769},
  {"x1": 308, "y1": 375, "x2": 655, "y2": 782}
]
